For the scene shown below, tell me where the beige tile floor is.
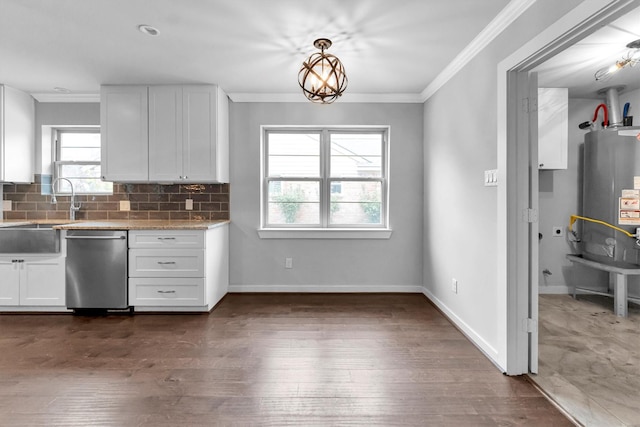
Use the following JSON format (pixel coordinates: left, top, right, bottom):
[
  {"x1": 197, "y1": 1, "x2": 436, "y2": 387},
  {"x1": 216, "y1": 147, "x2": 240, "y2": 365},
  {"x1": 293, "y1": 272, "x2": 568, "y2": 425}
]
[{"x1": 532, "y1": 294, "x2": 640, "y2": 427}]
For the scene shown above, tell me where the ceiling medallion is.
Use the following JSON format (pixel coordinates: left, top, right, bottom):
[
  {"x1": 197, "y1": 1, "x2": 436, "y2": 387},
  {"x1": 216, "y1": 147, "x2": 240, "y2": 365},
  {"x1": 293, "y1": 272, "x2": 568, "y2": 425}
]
[{"x1": 298, "y1": 38, "x2": 348, "y2": 104}]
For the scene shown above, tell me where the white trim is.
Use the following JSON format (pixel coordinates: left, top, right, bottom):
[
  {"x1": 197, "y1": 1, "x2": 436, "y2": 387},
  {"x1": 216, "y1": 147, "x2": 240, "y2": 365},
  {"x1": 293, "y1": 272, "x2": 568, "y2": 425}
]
[
  {"x1": 538, "y1": 285, "x2": 571, "y2": 294},
  {"x1": 257, "y1": 228, "x2": 392, "y2": 239},
  {"x1": 228, "y1": 92, "x2": 424, "y2": 103},
  {"x1": 0, "y1": 306, "x2": 70, "y2": 312},
  {"x1": 420, "y1": 0, "x2": 536, "y2": 102},
  {"x1": 229, "y1": 284, "x2": 421, "y2": 293},
  {"x1": 31, "y1": 93, "x2": 100, "y2": 103},
  {"x1": 422, "y1": 287, "x2": 501, "y2": 366}
]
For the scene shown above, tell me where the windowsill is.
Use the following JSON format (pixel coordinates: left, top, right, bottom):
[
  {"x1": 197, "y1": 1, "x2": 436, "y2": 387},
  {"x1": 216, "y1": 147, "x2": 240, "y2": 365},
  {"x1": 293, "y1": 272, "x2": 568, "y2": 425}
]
[{"x1": 257, "y1": 228, "x2": 393, "y2": 239}]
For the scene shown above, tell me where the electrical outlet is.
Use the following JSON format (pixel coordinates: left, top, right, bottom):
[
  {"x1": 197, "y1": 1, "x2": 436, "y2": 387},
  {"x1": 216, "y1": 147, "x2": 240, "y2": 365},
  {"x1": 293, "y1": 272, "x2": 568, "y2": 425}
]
[
  {"x1": 452, "y1": 278, "x2": 458, "y2": 294},
  {"x1": 285, "y1": 258, "x2": 293, "y2": 269},
  {"x1": 119, "y1": 200, "x2": 130, "y2": 211},
  {"x1": 552, "y1": 226, "x2": 564, "y2": 237},
  {"x1": 185, "y1": 199, "x2": 193, "y2": 210},
  {"x1": 2, "y1": 200, "x2": 11, "y2": 211}
]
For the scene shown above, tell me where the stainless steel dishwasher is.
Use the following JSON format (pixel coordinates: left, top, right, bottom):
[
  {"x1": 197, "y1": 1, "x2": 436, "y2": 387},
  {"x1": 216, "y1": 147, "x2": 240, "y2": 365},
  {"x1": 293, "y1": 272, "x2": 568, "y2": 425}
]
[{"x1": 65, "y1": 229, "x2": 129, "y2": 312}]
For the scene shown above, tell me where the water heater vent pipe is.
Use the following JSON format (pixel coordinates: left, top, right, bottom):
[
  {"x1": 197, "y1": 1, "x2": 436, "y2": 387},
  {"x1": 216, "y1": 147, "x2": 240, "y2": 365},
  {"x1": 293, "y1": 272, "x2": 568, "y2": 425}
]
[{"x1": 599, "y1": 86, "x2": 625, "y2": 128}]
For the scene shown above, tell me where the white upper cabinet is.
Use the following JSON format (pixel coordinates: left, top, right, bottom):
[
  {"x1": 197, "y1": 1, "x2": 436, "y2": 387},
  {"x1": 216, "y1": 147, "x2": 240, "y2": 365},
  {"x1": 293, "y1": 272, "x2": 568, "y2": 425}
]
[
  {"x1": 101, "y1": 84, "x2": 229, "y2": 183},
  {"x1": 101, "y1": 85, "x2": 149, "y2": 182},
  {"x1": 538, "y1": 88, "x2": 568, "y2": 170},
  {"x1": 0, "y1": 85, "x2": 35, "y2": 183}
]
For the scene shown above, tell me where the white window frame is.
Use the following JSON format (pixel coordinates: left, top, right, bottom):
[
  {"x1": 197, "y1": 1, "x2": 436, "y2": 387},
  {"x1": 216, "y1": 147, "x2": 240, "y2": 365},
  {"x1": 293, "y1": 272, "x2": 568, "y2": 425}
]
[
  {"x1": 258, "y1": 126, "x2": 392, "y2": 239},
  {"x1": 53, "y1": 127, "x2": 113, "y2": 195}
]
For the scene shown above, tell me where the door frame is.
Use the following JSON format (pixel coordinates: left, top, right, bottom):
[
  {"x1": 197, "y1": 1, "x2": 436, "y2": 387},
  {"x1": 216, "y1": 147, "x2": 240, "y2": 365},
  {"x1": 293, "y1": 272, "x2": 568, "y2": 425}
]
[{"x1": 498, "y1": 0, "x2": 640, "y2": 375}]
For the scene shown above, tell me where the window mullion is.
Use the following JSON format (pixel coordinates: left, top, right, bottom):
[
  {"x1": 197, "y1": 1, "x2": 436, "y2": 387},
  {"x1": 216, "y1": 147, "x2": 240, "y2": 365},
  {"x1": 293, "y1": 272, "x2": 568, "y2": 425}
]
[{"x1": 321, "y1": 130, "x2": 330, "y2": 228}]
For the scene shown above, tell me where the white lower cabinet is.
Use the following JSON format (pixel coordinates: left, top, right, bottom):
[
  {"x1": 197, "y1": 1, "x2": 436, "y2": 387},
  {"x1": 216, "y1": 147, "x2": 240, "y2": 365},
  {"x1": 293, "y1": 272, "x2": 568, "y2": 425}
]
[
  {"x1": 0, "y1": 255, "x2": 66, "y2": 308},
  {"x1": 128, "y1": 225, "x2": 228, "y2": 312}
]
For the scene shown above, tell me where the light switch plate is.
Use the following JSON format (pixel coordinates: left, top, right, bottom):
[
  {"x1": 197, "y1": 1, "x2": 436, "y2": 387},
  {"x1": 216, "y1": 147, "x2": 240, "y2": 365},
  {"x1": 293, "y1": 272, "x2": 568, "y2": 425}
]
[
  {"x1": 119, "y1": 200, "x2": 130, "y2": 211},
  {"x1": 484, "y1": 169, "x2": 498, "y2": 186},
  {"x1": 185, "y1": 199, "x2": 194, "y2": 210},
  {"x1": 2, "y1": 200, "x2": 11, "y2": 211}
]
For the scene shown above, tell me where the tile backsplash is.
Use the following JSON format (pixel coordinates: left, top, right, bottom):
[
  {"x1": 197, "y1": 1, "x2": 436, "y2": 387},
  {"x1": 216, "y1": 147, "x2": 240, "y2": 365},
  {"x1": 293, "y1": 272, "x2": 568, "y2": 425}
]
[{"x1": 2, "y1": 175, "x2": 229, "y2": 221}]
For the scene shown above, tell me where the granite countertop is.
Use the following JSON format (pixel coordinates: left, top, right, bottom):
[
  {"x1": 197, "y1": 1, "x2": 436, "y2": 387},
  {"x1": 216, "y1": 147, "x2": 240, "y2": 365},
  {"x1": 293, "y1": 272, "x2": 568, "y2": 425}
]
[{"x1": 0, "y1": 219, "x2": 230, "y2": 230}]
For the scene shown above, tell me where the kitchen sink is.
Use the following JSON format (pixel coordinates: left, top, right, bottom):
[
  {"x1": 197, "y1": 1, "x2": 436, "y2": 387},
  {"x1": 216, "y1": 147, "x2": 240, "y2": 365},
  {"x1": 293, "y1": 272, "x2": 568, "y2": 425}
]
[{"x1": 0, "y1": 223, "x2": 66, "y2": 253}]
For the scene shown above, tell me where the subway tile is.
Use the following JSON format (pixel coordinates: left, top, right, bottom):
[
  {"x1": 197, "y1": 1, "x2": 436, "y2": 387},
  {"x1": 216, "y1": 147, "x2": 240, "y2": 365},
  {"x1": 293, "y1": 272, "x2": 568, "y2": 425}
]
[
  {"x1": 108, "y1": 211, "x2": 130, "y2": 220},
  {"x1": 3, "y1": 211, "x2": 27, "y2": 220},
  {"x1": 149, "y1": 211, "x2": 171, "y2": 220},
  {"x1": 86, "y1": 211, "x2": 109, "y2": 220},
  {"x1": 210, "y1": 194, "x2": 227, "y2": 202},
  {"x1": 129, "y1": 211, "x2": 150, "y2": 220},
  {"x1": 26, "y1": 211, "x2": 48, "y2": 220},
  {"x1": 159, "y1": 202, "x2": 181, "y2": 211},
  {"x1": 2, "y1": 180, "x2": 230, "y2": 221}
]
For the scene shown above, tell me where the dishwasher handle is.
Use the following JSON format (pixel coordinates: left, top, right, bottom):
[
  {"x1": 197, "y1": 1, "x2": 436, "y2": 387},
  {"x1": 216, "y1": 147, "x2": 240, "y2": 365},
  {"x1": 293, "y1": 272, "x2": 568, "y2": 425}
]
[{"x1": 65, "y1": 235, "x2": 127, "y2": 240}]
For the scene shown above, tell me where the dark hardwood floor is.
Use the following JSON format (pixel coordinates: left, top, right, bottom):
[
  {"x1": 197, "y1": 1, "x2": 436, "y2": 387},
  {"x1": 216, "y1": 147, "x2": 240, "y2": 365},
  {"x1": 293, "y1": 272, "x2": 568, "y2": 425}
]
[{"x1": 0, "y1": 294, "x2": 571, "y2": 426}]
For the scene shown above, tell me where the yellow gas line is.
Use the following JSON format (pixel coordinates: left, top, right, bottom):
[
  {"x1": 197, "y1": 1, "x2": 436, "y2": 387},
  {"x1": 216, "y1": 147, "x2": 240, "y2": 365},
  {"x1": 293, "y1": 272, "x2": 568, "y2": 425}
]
[{"x1": 569, "y1": 214, "x2": 636, "y2": 238}]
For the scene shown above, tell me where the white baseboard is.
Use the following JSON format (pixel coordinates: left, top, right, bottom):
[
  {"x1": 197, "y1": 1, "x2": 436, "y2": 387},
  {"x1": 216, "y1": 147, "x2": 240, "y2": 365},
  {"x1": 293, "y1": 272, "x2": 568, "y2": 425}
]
[
  {"x1": 538, "y1": 285, "x2": 571, "y2": 294},
  {"x1": 228, "y1": 284, "x2": 424, "y2": 293},
  {"x1": 421, "y1": 287, "x2": 501, "y2": 370}
]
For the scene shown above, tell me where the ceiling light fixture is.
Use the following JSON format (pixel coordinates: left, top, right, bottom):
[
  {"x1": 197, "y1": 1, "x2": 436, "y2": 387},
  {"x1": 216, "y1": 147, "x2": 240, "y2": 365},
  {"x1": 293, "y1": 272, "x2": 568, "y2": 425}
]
[
  {"x1": 53, "y1": 87, "x2": 71, "y2": 93},
  {"x1": 594, "y1": 38, "x2": 640, "y2": 81},
  {"x1": 138, "y1": 24, "x2": 160, "y2": 36},
  {"x1": 298, "y1": 38, "x2": 348, "y2": 104}
]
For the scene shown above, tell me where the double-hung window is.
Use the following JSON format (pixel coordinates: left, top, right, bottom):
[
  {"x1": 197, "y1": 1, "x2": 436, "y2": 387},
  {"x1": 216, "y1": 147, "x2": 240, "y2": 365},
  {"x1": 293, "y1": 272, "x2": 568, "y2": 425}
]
[
  {"x1": 261, "y1": 127, "x2": 389, "y2": 232},
  {"x1": 54, "y1": 128, "x2": 112, "y2": 194}
]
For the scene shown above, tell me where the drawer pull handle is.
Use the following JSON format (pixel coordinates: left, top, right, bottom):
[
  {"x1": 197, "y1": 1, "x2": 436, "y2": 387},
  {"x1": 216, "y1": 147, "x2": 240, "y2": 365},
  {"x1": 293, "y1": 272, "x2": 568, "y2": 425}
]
[
  {"x1": 157, "y1": 237, "x2": 176, "y2": 240},
  {"x1": 157, "y1": 290, "x2": 176, "y2": 294},
  {"x1": 157, "y1": 261, "x2": 176, "y2": 265}
]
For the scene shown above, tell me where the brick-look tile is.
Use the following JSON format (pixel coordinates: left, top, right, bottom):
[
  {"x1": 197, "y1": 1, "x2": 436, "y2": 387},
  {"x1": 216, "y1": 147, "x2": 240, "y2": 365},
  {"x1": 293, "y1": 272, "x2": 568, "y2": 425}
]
[{"x1": 2, "y1": 176, "x2": 230, "y2": 221}]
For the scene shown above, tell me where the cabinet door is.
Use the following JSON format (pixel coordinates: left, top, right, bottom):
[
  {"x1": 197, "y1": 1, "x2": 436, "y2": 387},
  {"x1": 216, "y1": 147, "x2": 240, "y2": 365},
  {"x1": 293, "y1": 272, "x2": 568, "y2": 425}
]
[
  {"x1": 20, "y1": 256, "x2": 66, "y2": 306},
  {"x1": 538, "y1": 88, "x2": 568, "y2": 170},
  {"x1": 101, "y1": 85, "x2": 149, "y2": 181},
  {"x1": 0, "y1": 85, "x2": 35, "y2": 183},
  {"x1": 182, "y1": 85, "x2": 219, "y2": 182},
  {"x1": 0, "y1": 258, "x2": 20, "y2": 306},
  {"x1": 149, "y1": 86, "x2": 183, "y2": 182}
]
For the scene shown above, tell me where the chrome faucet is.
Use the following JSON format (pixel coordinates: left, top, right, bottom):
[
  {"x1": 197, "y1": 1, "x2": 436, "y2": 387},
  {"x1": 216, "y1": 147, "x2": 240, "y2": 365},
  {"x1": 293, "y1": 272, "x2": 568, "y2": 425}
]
[{"x1": 51, "y1": 177, "x2": 81, "y2": 220}]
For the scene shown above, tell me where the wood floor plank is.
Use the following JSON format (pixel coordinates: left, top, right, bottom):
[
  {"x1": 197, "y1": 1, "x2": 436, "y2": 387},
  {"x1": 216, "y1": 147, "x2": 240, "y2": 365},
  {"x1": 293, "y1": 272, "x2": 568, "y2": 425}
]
[{"x1": 0, "y1": 293, "x2": 571, "y2": 426}]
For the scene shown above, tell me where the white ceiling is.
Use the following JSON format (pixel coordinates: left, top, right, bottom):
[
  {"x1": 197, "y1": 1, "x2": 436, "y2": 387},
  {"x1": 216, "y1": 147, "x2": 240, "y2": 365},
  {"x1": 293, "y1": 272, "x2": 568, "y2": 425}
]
[
  {"x1": 0, "y1": 0, "x2": 511, "y2": 101},
  {"x1": 0, "y1": 1, "x2": 637, "y2": 103},
  {"x1": 535, "y1": 5, "x2": 640, "y2": 99}
]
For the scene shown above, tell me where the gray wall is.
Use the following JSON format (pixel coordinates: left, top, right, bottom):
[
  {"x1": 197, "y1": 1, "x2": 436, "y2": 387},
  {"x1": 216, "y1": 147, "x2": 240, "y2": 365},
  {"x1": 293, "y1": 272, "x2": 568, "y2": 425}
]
[
  {"x1": 34, "y1": 102, "x2": 100, "y2": 175},
  {"x1": 229, "y1": 102, "x2": 423, "y2": 291},
  {"x1": 423, "y1": 0, "x2": 583, "y2": 360}
]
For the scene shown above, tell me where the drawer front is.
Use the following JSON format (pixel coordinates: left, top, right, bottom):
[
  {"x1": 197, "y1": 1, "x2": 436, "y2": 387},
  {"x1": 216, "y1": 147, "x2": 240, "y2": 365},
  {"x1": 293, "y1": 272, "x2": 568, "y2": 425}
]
[
  {"x1": 129, "y1": 278, "x2": 205, "y2": 306},
  {"x1": 129, "y1": 230, "x2": 205, "y2": 249},
  {"x1": 129, "y1": 249, "x2": 204, "y2": 277}
]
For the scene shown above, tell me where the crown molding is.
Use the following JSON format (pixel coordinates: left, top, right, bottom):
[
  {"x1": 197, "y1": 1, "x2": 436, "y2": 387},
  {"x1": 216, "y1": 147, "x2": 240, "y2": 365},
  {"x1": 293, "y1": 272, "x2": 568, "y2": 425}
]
[
  {"x1": 31, "y1": 93, "x2": 100, "y2": 103},
  {"x1": 228, "y1": 92, "x2": 424, "y2": 103},
  {"x1": 420, "y1": 0, "x2": 536, "y2": 102}
]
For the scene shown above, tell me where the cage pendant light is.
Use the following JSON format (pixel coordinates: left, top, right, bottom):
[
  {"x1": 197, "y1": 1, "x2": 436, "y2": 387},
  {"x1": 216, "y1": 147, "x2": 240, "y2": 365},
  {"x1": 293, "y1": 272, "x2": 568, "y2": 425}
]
[{"x1": 298, "y1": 38, "x2": 348, "y2": 104}]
